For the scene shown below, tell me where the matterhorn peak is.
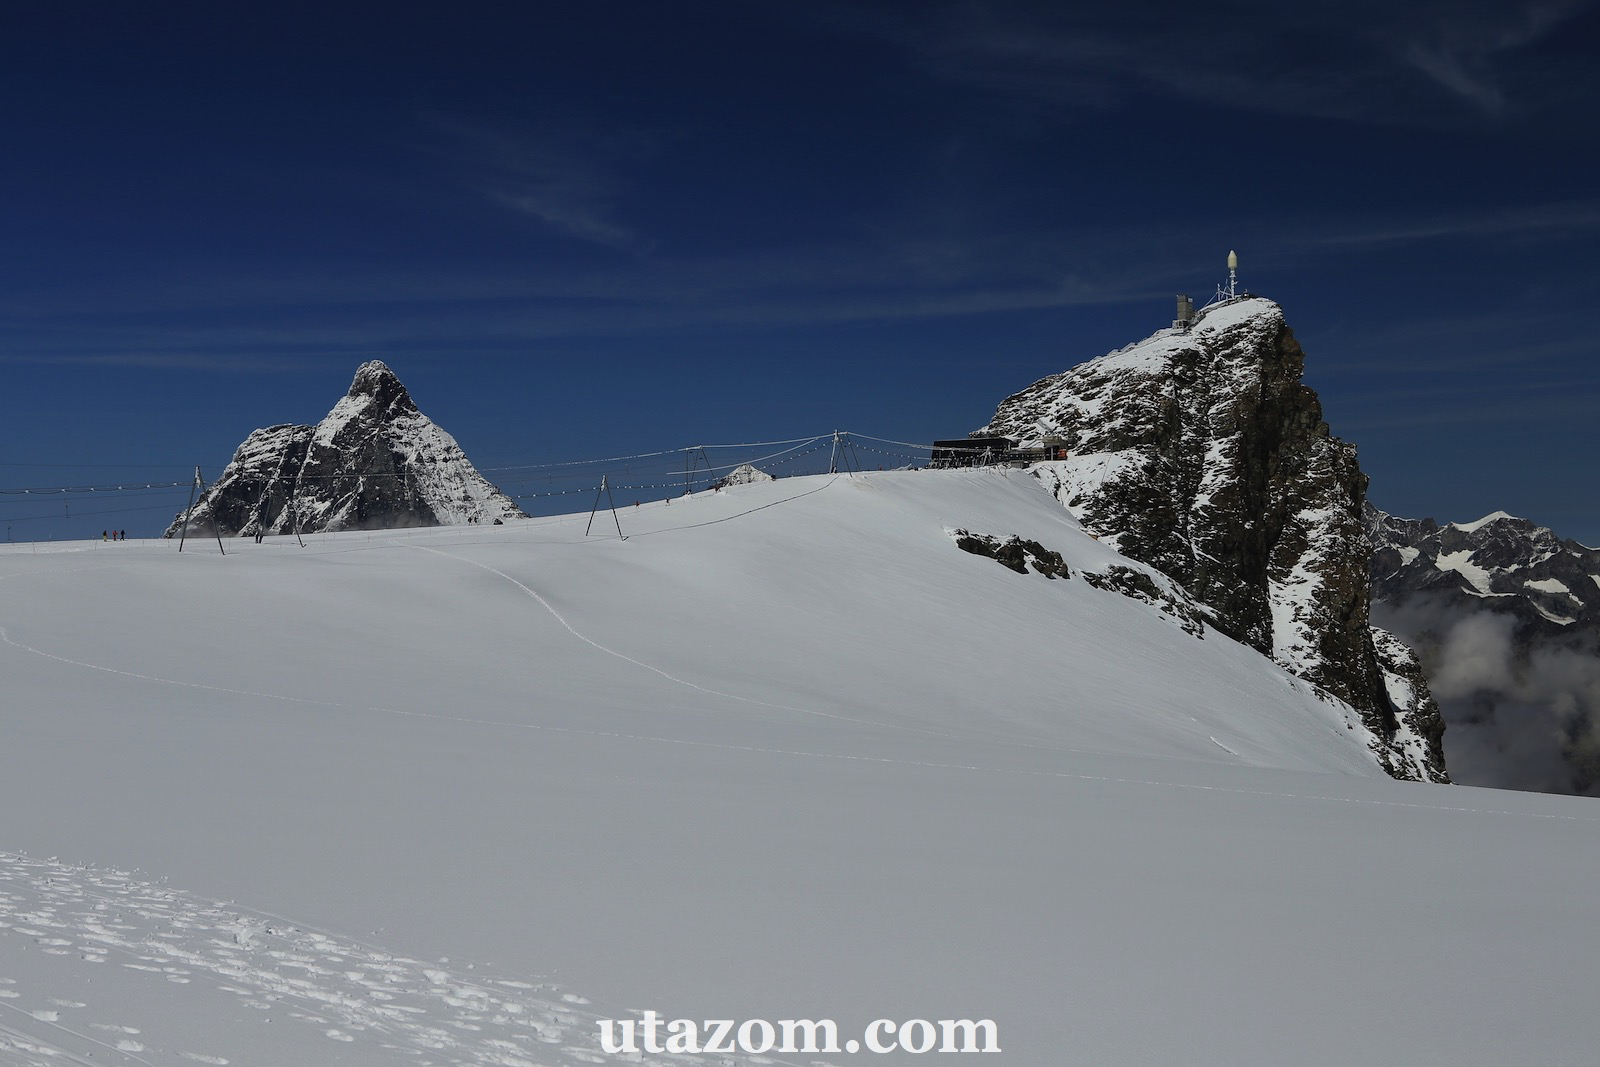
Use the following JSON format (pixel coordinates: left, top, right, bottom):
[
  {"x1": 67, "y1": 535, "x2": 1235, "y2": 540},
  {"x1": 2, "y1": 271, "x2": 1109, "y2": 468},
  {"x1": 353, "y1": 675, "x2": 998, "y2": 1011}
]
[
  {"x1": 346, "y1": 359, "x2": 417, "y2": 415},
  {"x1": 166, "y1": 362, "x2": 523, "y2": 537}
]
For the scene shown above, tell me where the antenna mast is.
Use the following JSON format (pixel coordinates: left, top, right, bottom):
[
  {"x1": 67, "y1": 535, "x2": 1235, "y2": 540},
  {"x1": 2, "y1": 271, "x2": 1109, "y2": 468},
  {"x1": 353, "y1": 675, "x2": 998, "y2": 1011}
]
[{"x1": 1206, "y1": 249, "x2": 1242, "y2": 308}]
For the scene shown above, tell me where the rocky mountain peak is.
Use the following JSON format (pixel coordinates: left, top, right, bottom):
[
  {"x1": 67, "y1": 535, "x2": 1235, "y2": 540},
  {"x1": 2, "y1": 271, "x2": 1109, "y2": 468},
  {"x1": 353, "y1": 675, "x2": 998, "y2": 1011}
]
[
  {"x1": 166, "y1": 362, "x2": 524, "y2": 538},
  {"x1": 347, "y1": 359, "x2": 417, "y2": 415},
  {"x1": 1367, "y1": 503, "x2": 1600, "y2": 794},
  {"x1": 1368, "y1": 505, "x2": 1599, "y2": 624},
  {"x1": 980, "y1": 296, "x2": 1447, "y2": 782}
]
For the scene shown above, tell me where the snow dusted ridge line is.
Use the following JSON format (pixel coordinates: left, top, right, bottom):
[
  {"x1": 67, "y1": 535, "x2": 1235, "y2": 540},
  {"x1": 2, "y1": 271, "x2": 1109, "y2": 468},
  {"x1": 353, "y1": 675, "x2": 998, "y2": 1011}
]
[{"x1": 1366, "y1": 502, "x2": 1600, "y2": 794}]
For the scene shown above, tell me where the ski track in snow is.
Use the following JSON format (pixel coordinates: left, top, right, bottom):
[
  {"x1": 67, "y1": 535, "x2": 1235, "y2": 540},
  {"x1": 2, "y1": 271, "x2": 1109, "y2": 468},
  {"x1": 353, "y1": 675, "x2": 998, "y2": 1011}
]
[
  {"x1": 0, "y1": 851, "x2": 768, "y2": 1067},
  {"x1": 409, "y1": 540, "x2": 979, "y2": 741},
  {"x1": 4, "y1": 512, "x2": 1599, "y2": 842},
  {"x1": 0, "y1": 611, "x2": 1590, "y2": 829}
]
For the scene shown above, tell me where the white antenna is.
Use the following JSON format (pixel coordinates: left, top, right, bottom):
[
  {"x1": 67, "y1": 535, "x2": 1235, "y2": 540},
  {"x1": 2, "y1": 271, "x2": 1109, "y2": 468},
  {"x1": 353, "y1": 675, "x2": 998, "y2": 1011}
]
[{"x1": 1206, "y1": 249, "x2": 1241, "y2": 307}]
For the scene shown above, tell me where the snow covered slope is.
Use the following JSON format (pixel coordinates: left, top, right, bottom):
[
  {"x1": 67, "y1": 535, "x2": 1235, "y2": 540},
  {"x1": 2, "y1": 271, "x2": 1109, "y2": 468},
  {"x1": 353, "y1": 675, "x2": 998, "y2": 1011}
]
[
  {"x1": 164, "y1": 361, "x2": 524, "y2": 538},
  {"x1": 4, "y1": 470, "x2": 1598, "y2": 1065}
]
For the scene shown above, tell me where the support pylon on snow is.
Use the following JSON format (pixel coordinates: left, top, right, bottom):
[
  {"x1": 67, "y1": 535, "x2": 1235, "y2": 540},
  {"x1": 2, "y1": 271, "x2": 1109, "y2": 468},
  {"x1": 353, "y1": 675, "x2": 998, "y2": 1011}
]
[
  {"x1": 828, "y1": 431, "x2": 861, "y2": 475},
  {"x1": 682, "y1": 446, "x2": 713, "y2": 495},
  {"x1": 177, "y1": 466, "x2": 226, "y2": 555},
  {"x1": 177, "y1": 470, "x2": 199, "y2": 552},
  {"x1": 585, "y1": 474, "x2": 627, "y2": 541},
  {"x1": 287, "y1": 496, "x2": 306, "y2": 548}
]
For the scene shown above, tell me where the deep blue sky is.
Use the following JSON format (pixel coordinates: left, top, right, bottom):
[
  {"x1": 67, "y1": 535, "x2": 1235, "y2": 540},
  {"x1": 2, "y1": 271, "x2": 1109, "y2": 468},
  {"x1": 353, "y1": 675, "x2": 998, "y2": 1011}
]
[{"x1": 3, "y1": 0, "x2": 1598, "y2": 542}]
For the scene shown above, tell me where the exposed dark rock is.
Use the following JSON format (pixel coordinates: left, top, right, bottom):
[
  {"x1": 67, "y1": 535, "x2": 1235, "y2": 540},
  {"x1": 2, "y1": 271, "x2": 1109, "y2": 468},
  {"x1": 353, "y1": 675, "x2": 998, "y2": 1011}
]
[
  {"x1": 1081, "y1": 566, "x2": 1207, "y2": 638},
  {"x1": 952, "y1": 530, "x2": 1071, "y2": 579},
  {"x1": 1369, "y1": 626, "x2": 1450, "y2": 784},
  {"x1": 979, "y1": 297, "x2": 1445, "y2": 782}
]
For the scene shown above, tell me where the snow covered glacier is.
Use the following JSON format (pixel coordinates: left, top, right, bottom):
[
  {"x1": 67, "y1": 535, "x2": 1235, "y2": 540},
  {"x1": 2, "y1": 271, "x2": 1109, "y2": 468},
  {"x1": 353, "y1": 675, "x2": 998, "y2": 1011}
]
[{"x1": 5, "y1": 469, "x2": 1600, "y2": 1065}]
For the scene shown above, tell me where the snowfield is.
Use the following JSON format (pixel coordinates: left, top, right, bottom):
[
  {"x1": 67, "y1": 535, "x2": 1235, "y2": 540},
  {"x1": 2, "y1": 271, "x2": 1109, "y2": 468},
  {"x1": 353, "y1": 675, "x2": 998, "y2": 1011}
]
[{"x1": 2, "y1": 469, "x2": 1597, "y2": 1065}]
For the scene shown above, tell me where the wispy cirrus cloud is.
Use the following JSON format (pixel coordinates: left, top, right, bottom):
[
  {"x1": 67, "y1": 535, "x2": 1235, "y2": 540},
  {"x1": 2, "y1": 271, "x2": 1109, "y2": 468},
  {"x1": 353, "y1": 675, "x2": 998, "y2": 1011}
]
[
  {"x1": 2, "y1": 180, "x2": 1592, "y2": 375},
  {"x1": 0, "y1": 223, "x2": 1176, "y2": 371},
  {"x1": 1314, "y1": 199, "x2": 1600, "y2": 248},
  {"x1": 1390, "y1": 0, "x2": 1592, "y2": 116},
  {"x1": 794, "y1": 0, "x2": 1597, "y2": 126},
  {"x1": 420, "y1": 112, "x2": 657, "y2": 254}
]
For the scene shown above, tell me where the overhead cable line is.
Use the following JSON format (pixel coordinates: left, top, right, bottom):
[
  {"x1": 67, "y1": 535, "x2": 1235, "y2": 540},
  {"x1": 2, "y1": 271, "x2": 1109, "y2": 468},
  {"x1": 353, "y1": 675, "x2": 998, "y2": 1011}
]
[
  {"x1": 0, "y1": 430, "x2": 957, "y2": 500},
  {"x1": 0, "y1": 481, "x2": 190, "y2": 495},
  {"x1": 4, "y1": 502, "x2": 190, "y2": 523},
  {"x1": 0, "y1": 461, "x2": 194, "y2": 470},
  {"x1": 479, "y1": 434, "x2": 829, "y2": 474}
]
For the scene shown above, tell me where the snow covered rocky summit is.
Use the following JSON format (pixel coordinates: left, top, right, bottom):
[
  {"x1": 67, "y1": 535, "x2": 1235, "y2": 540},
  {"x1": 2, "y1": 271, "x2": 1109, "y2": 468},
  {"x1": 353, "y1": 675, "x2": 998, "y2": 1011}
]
[
  {"x1": 164, "y1": 360, "x2": 525, "y2": 537},
  {"x1": 979, "y1": 296, "x2": 1447, "y2": 782},
  {"x1": 1367, "y1": 505, "x2": 1600, "y2": 794},
  {"x1": 712, "y1": 462, "x2": 775, "y2": 488}
]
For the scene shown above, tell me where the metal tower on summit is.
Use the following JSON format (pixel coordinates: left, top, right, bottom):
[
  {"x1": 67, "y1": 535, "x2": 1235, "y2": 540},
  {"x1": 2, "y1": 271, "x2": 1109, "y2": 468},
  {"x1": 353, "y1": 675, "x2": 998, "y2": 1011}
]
[
  {"x1": 1201, "y1": 250, "x2": 1244, "y2": 310},
  {"x1": 1175, "y1": 250, "x2": 1244, "y2": 331}
]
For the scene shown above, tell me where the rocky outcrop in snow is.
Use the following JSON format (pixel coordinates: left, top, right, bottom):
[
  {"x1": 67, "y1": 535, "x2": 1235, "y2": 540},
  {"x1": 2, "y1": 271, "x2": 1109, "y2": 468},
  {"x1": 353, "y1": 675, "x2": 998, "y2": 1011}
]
[
  {"x1": 951, "y1": 529, "x2": 1072, "y2": 579},
  {"x1": 1367, "y1": 505, "x2": 1600, "y2": 794},
  {"x1": 978, "y1": 297, "x2": 1446, "y2": 782},
  {"x1": 166, "y1": 361, "x2": 525, "y2": 537}
]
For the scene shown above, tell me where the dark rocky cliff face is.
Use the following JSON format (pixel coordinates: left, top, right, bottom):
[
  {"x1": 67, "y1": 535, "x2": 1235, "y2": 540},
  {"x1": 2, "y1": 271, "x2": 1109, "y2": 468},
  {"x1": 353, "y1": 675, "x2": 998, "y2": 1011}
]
[
  {"x1": 166, "y1": 361, "x2": 525, "y2": 537},
  {"x1": 980, "y1": 297, "x2": 1446, "y2": 782},
  {"x1": 1368, "y1": 506, "x2": 1600, "y2": 794}
]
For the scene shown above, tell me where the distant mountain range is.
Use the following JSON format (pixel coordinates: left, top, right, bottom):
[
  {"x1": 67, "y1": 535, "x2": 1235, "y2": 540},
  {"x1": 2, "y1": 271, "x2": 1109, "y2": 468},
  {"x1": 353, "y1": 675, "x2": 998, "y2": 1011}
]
[{"x1": 1367, "y1": 506, "x2": 1600, "y2": 794}]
